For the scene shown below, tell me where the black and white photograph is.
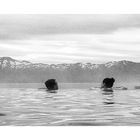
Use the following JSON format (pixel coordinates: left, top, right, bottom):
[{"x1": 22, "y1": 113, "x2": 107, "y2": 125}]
[{"x1": 1, "y1": 14, "x2": 140, "y2": 126}]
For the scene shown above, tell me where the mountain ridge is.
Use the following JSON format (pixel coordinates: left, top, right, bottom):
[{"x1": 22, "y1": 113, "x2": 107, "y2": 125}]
[
  {"x1": 0, "y1": 57, "x2": 140, "y2": 83},
  {"x1": 0, "y1": 56, "x2": 139, "y2": 69}
]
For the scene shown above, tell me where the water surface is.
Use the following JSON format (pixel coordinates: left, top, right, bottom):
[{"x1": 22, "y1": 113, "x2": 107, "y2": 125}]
[{"x1": 0, "y1": 83, "x2": 140, "y2": 126}]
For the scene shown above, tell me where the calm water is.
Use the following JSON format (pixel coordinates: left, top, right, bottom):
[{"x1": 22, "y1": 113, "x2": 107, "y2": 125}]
[{"x1": 0, "y1": 83, "x2": 140, "y2": 126}]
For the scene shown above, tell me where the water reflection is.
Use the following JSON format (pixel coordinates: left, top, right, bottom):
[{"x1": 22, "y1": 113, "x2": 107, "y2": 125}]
[
  {"x1": 0, "y1": 113, "x2": 6, "y2": 116},
  {"x1": 38, "y1": 88, "x2": 58, "y2": 94},
  {"x1": 0, "y1": 85, "x2": 140, "y2": 126},
  {"x1": 101, "y1": 90, "x2": 115, "y2": 105},
  {"x1": 46, "y1": 90, "x2": 58, "y2": 94}
]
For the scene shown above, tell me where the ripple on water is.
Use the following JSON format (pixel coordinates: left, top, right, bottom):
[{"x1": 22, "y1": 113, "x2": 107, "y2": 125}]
[{"x1": 0, "y1": 86, "x2": 140, "y2": 125}]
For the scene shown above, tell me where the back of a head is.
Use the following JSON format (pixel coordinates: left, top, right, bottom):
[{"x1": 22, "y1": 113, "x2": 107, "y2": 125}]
[
  {"x1": 45, "y1": 79, "x2": 58, "y2": 90},
  {"x1": 102, "y1": 77, "x2": 115, "y2": 88}
]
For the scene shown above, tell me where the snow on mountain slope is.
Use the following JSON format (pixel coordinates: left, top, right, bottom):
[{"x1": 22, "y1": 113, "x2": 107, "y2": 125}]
[
  {"x1": 0, "y1": 57, "x2": 140, "y2": 83},
  {"x1": 0, "y1": 57, "x2": 136, "y2": 70}
]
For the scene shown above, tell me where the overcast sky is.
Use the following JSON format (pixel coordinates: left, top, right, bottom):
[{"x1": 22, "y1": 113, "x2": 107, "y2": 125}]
[{"x1": 0, "y1": 14, "x2": 140, "y2": 64}]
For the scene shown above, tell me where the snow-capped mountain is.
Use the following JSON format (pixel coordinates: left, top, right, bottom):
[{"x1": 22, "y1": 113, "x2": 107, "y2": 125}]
[
  {"x1": 0, "y1": 57, "x2": 127, "y2": 70},
  {"x1": 0, "y1": 57, "x2": 31, "y2": 69},
  {"x1": 0, "y1": 57, "x2": 140, "y2": 83},
  {"x1": 0, "y1": 57, "x2": 101, "y2": 70}
]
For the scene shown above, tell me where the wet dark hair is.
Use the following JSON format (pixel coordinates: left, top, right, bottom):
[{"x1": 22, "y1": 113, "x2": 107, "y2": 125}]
[
  {"x1": 45, "y1": 79, "x2": 58, "y2": 90},
  {"x1": 101, "y1": 77, "x2": 115, "y2": 88}
]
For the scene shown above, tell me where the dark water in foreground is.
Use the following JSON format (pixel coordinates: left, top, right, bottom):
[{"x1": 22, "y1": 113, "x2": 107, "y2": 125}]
[{"x1": 0, "y1": 83, "x2": 140, "y2": 126}]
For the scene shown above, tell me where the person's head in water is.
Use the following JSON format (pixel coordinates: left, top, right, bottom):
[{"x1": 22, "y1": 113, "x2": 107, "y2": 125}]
[
  {"x1": 101, "y1": 77, "x2": 115, "y2": 88},
  {"x1": 45, "y1": 79, "x2": 58, "y2": 90}
]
